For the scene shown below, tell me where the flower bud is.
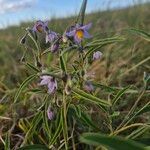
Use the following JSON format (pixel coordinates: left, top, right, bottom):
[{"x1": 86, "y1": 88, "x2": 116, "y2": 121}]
[
  {"x1": 65, "y1": 75, "x2": 72, "y2": 95},
  {"x1": 20, "y1": 33, "x2": 27, "y2": 44},
  {"x1": 47, "y1": 107, "x2": 54, "y2": 120},
  {"x1": 84, "y1": 81, "x2": 94, "y2": 92},
  {"x1": 93, "y1": 51, "x2": 103, "y2": 60},
  {"x1": 51, "y1": 42, "x2": 59, "y2": 53},
  {"x1": 62, "y1": 34, "x2": 68, "y2": 43}
]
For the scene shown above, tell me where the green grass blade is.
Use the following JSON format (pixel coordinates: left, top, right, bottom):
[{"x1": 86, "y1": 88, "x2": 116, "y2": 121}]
[
  {"x1": 84, "y1": 36, "x2": 124, "y2": 58},
  {"x1": 112, "y1": 86, "x2": 130, "y2": 106},
  {"x1": 80, "y1": 133, "x2": 146, "y2": 150},
  {"x1": 92, "y1": 82, "x2": 117, "y2": 92},
  {"x1": 72, "y1": 88, "x2": 110, "y2": 107},
  {"x1": 80, "y1": 0, "x2": 87, "y2": 25},
  {"x1": 135, "y1": 102, "x2": 150, "y2": 116},
  {"x1": 4, "y1": 133, "x2": 10, "y2": 150},
  {"x1": 127, "y1": 126, "x2": 149, "y2": 139},
  {"x1": 80, "y1": 112, "x2": 100, "y2": 130},
  {"x1": 26, "y1": 62, "x2": 40, "y2": 72},
  {"x1": 128, "y1": 28, "x2": 150, "y2": 41},
  {"x1": 59, "y1": 55, "x2": 67, "y2": 73},
  {"x1": 69, "y1": 104, "x2": 99, "y2": 130},
  {"x1": 14, "y1": 74, "x2": 37, "y2": 103},
  {"x1": 136, "y1": 105, "x2": 150, "y2": 115},
  {"x1": 70, "y1": 104, "x2": 82, "y2": 118},
  {"x1": 49, "y1": 111, "x2": 63, "y2": 146},
  {"x1": 22, "y1": 111, "x2": 43, "y2": 145},
  {"x1": 43, "y1": 96, "x2": 52, "y2": 141},
  {"x1": 18, "y1": 144, "x2": 49, "y2": 150},
  {"x1": 87, "y1": 36, "x2": 124, "y2": 45},
  {"x1": 76, "y1": 0, "x2": 87, "y2": 25}
]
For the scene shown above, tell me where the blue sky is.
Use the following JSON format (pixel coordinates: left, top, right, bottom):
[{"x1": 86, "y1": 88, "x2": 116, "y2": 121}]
[{"x1": 0, "y1": 0, "x2": 149, "y2": 29}]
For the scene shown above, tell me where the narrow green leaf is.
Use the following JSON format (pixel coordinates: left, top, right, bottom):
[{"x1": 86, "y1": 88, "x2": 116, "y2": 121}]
[
  {"x1": 137, "y1": 105, "x2": 150, "y2": 115},
  {"x1": 50, "y1": 111, "x2": 62, "y2": 146},
  {"x1": 87, "y1": 36, "x2": 124, "y2": 46},
  {"x1": 70, "y1": 104, "x2": 82, "y2": 118},
  {"x1": 74, "y1": 105, "x2": 82, "y2": 118},
  {"x1": 112, "y1": 86, "x2": 130, "y2": 106},
  {"x1": 121, "y1": 56, "x2": 150, "y2": 76},
  {"x1": 43, "y1": 96, "x2": 52, "y2": 140},
  {"x1": 80, "y1": 112, "x2": 99, "y2": 130},
  {"x1": 26, "y1": 62, "x2": 40, "y2": 72},
  {"x1": 76, "y1": 0, "x2": 87, "y2": 25},
  {"x1": 80, "y1": 133, "x2": 145, "y2": 150},
  {"x1": 72, "y1": 88, "x2": 110, "y2": 107},
  {"x1": 135, "y1": 102, "x2": 150, "y2": 116},
  {"x1": 69, "y1": 105, "x2": 99, "y2": 130},
  {"x1": 14, "y1": 74, "x2": 37, "y2": 103},
  {"x1": 80, "y1": 0, "x2": 87, "y2": 25},
  {"x1": 18, "y1": 144, "x2": 49, "y2": 150},
  {"x1": 143, "y1": 72, "x2": 150, "y2": 90},
  {"x1": 127, "y1": 126, "x2": 149, "y2": 139},
  {"x1": 60, "y1": 55, "x2": 67, "y2": 73},
  {"x1": 23, "y1": 112, "x2": 43, "y2": 144},
  {"x1": 85, "y1": 36, "x2": 124, "y2": 58},
  {"x1": 29, "y1": 88, "x2": 43, "y2": 93},
  {"x1": 4, "y1": 133, "x2": 10, "y2": 150},
  {"x1": 61, "y1": 107, "x2": 68, "y2": 149},
  {"x1": 92, "y1": 82, "x2": 117, "y2": 92},
  {"x1": 128, "y1": 28, "x2": 150, "y2": 41}
]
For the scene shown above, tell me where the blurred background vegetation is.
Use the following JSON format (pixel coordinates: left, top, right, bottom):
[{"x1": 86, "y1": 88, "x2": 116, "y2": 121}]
[{"x1": 0, "y1": 2, "x2": 149, "y2": 89}]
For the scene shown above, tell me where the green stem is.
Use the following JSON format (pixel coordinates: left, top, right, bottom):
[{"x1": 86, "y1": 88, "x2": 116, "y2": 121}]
[
  {"x1": 39, "y1": 72, "x2": 62, "y2": 79},
  {"x1": 62, "y1": 91, "x2": 68, "y2": 150},
  {"x1": 120, "y1": 56, "x2": 150, "y2": 76},
  {"x1": 115, "y1": 89, "x2": 145, "y2": 131},
  {"x1": 28, "y1": 31, "x2": 41, "y2": 65}
]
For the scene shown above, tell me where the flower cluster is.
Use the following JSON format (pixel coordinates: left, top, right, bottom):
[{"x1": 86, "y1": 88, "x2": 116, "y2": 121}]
[
  {"x1": 32, "y1": 20, "x2": 60, "y2": 53},
  {"x1": 30, "y1": 20, "x2": 93, "y2": 52},
  {"x1": 22, "y1": 20, "x2": 104, "y2": 96},
  {"x1": 20, "y1": 20, "x2": 104, "y2": 96}
]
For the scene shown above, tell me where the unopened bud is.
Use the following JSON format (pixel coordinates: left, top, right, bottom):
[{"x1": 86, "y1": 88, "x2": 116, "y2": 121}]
[
  {"x1": 84, "y1": 81, "x2": 94, "y2": 92},
  {"x1": 64, "y1": 75, "x2": 72, "y2": 95},
  {"x1": 20, "y1": 33, "x2": 27, "y2": 44},
  {"x1": 62, "y1": 34, "x2": 68, "y2": 43},
  {"x1": 51, "y1": 42, "x2": 59, "y2": 53}
]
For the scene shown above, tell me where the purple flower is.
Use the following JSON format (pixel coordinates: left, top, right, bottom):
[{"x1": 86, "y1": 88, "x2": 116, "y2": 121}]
[
  {"x1": 93, "y1": 51, "x2": 102, "y2": 60},
  {"x1": 84, "y1": 81, "x2": 94, "y2": 92},
  {"x1": 51, "y1": 42, "x2": 59, "y2": 53},
  {"x1": 39, "y1": 75, "x2": 57, "y2": 94},
  {"x1": 66, "y1": 23, "x2": 92, "y2": 44},
  {"x1": 32, "y1": 20, "x2": 48, "y2": 33},
  {"x1": 46, "y1": 31, "x2": 58, "y2": 43},
  {"x1": 47, "y1": 107, "x2": 54, "y2": 120}
]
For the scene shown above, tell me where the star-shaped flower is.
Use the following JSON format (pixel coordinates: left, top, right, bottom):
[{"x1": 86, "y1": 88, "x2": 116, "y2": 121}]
[
  {"x1": 32, "y1": 20, "x2": 49, "y2": 33},
  {"x1": 39, "y1": 75, "x2": 57, "y2": 94},
  {"x1": 66, "y1": 23, "x2": 92, "y2": 44}
]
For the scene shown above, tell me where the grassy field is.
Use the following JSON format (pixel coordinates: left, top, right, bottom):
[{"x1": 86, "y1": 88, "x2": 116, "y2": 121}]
[
  {"x1": 0, "y1": 2, "x2": 150, "y2": 150},
  {"x1": 0, "y1": 3, "x2": 149, "y2": 88}
]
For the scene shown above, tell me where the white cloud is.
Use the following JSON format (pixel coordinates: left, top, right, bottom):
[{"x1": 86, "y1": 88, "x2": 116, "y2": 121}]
[{"x1": 0, "y1": 0, "x2": 37, "y2": 14}]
